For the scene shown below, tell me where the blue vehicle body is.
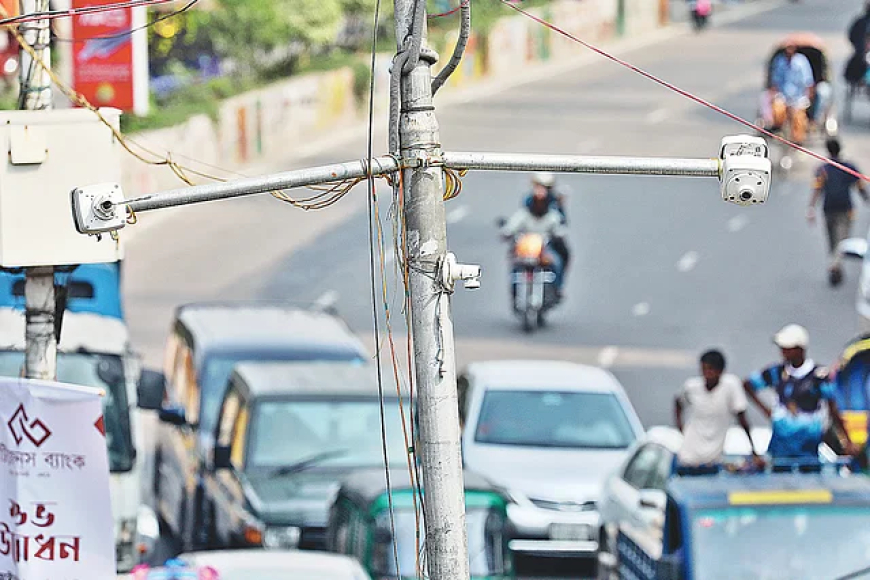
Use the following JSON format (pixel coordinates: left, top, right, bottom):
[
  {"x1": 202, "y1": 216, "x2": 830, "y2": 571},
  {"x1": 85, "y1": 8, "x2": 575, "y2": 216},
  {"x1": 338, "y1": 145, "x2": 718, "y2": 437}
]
[
  {"x1": 616, "y1": 466, "x2": 870, "y2": 580},
  {"x1": 0, "y1": 262, "x2": 123, "y2": 320}
]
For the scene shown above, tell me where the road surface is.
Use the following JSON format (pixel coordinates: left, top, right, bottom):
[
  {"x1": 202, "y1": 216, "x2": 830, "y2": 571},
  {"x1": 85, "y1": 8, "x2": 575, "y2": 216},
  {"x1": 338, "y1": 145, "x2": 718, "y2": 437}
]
[{"x1": 125, "y1": 0, "x2": 869, "y2": 577}]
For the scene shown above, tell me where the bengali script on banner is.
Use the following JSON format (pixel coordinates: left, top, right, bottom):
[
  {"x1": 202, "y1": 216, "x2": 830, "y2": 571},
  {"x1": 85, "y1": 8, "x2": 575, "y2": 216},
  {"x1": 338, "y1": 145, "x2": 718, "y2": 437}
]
[{"x1": 0, "y1": 377, "x2": 115, "y2": 579}]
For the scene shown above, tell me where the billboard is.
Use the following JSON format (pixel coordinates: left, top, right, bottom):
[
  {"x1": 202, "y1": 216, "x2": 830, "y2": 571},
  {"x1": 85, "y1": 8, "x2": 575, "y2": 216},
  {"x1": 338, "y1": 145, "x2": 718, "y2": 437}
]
[{"x1": 71, "y1": 0, "x2": 148, "y2": 115}]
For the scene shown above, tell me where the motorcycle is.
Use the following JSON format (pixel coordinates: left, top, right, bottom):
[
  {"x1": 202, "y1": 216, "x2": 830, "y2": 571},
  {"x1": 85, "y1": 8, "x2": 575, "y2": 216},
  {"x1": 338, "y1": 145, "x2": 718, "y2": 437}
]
[
  {"x1": 507, "y1": 232, "x2": 560, "y2": 333},
  {"x1": 688, "y1": 0, "x2": 711, "y2": 31}
]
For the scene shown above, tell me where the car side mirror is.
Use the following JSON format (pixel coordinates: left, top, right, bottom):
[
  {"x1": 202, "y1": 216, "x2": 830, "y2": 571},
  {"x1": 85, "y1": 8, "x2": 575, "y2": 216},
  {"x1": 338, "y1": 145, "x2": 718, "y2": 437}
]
[
  {"x1": 137, "y1": 369, "x2": 166, "y2": 411},
  {"x1": 638, "y1": 489, "x2": 667, "y2": 511},
  {"x1": 213, "y1": 445, "x2": 232, "y2": 470},
  {"x1": 839, "y1": 237, "x2": 868, "y2": 261},
  {"x1": 158, "y1": 405, "x2": 187, "y2": 426}
]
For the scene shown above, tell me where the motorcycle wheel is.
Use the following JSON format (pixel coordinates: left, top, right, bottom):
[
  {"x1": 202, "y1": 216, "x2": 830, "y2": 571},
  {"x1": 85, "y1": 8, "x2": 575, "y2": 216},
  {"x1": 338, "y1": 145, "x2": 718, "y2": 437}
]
[{"x1": 522, "y1": 310, "x2": 536, "y2": 333}]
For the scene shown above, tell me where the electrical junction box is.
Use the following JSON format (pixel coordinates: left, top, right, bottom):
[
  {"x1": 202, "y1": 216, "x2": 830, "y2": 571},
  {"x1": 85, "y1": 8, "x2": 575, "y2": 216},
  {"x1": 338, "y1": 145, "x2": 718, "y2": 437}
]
[{"x1": 0, "y1": 108, "x2": 124, "y2": 267}]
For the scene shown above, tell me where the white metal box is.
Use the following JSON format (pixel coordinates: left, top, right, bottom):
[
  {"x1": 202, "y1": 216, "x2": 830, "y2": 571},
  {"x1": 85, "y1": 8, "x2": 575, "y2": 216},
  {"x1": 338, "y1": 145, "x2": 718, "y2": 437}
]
[{"x1": 0, "y1": 108, "x2": 124, "y2": 267}]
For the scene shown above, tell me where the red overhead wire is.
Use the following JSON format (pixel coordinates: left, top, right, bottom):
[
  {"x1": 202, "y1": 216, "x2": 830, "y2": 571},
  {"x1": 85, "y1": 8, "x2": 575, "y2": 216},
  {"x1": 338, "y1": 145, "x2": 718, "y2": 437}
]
[
  {"x1": 500, "y1": 0, "x2": 870, "y2": 183},
  {"x1": 0, "y1": 0, "x2": 177, "y2": 26}
]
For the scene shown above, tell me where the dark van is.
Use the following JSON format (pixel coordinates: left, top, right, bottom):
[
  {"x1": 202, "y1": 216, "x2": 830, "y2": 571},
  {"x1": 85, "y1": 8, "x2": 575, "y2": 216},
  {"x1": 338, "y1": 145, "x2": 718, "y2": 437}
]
[{"x1": 153, "y1": 303, "x2": 369, "y2": 550}]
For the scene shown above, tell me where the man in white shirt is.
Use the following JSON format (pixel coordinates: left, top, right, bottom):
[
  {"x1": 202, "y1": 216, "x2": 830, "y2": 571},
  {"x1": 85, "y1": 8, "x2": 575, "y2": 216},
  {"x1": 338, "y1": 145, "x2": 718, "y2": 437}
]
[{"x1": 674, "y1": 349, "x2": 760, "y2": 466}]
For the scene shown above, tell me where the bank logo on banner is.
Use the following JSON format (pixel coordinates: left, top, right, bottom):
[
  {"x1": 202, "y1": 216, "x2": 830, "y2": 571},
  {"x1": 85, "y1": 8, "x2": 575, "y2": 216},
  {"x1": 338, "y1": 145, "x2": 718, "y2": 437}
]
[
  {"x1": 7, "y1": 405, "x2": 52, "y2": 448},
  {"x1": 0, "y1": 378, "x2": 115, "y2": 580}
]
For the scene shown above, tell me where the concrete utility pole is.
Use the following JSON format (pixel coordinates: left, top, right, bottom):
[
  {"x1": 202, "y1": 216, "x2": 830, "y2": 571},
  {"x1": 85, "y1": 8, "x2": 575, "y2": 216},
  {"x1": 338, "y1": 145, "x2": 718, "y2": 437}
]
[
  {"x1": 392, "y1": 1, "x2": 471, "y2": 578},
  {"x1": 19, "y1": 0, "x2": 57, "y2": 380}
]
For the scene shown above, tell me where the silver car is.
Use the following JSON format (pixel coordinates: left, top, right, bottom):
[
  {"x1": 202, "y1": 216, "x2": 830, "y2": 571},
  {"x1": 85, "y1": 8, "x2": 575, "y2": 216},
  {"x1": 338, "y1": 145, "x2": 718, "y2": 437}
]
[
  {"x1": 457, "y1": 360, "x2": 645, "y2": 559},
  {"x1": 839, "y1": 231, "x2": 870, "y2": 330}
]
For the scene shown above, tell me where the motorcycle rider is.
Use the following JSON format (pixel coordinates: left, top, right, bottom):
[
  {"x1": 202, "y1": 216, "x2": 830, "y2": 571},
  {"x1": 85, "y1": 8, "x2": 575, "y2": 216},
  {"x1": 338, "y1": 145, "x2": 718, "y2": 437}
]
[
  {"x1": 523, "y1": 172, "x2": 567, "y2": 224},
  {"x1": 502, "y1": 187, "x2": 570, "y2": 298},
  {"x1": 846, "y1": 2, "x2": 870, "y2": 85}
]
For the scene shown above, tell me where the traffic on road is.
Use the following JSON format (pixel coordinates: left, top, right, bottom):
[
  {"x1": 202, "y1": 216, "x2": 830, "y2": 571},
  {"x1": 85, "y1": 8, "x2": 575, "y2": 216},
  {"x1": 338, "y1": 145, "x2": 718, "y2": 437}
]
[
  {"x1": 4, "y1": 0, "x2": 870, "y2": 578},
  {"x1": 114, "y1": 1, "x2": 870, "y2": 578}
]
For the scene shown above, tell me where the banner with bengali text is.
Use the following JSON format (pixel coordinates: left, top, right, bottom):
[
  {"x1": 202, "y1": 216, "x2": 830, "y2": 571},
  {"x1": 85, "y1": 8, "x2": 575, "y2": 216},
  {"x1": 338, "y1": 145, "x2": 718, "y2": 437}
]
[{"x1": 0, "y1": 377, "x2": 114, "y2": 579}]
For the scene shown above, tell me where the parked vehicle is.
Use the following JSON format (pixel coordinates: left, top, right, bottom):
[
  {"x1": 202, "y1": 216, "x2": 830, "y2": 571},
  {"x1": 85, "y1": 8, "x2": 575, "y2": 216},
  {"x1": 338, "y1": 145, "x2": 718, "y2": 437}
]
[
  {"x1": 0, "y1": 263, "x2": 163, "y2": 572},
  {"x1": 837, "y1": 233, "x2": 870, "y2": 331},
  {"x1": 596, "y1": 426, "x2": 841, "y2": 579},
  {"x1": 129, "y1": 550, "x2": 371, "y2": 580},
  {"x1": 199, "y1": 361, "x2": 409, "y2": 551},
  {"x1": 153, "y1": 302, "x2": 370, "y2": 551},
  {"x1": 457, "y1": 360, "x2": 644, "y2": 560},
  {"x1": 327, "y1": 468, "x2": 515, "y2": 580},
  {"x1": 601, "y1": 464, "x2": 870, "y2": 580}
]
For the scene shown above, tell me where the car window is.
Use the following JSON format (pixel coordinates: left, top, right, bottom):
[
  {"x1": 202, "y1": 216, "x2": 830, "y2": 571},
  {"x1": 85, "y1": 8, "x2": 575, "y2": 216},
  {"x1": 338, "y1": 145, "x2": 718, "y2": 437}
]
[
  {"x1": 178, "y1": 346, "x2": 199, "y2": 424},
  {"x1": 622, "y1": 444, "x2": 662, "y2": 489},
  {"x1": 647, "y1": 445, "x2": 673, "y2": 490},
  {"x1": 217, "y1": 386, "x2": 242, "y2": 447},
  {"x1": 230, "y1": 405, "x2": 249, "y2": 470},
  {"x1": 473, "y1": 390, "x2": 636, "y2": 449}
]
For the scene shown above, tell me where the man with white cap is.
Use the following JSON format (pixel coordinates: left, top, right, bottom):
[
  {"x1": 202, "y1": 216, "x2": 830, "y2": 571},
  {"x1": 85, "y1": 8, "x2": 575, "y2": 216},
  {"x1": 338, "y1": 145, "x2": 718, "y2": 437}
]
[{"x1": 743, "y1": 324, "x2": 856, "y2": 460}]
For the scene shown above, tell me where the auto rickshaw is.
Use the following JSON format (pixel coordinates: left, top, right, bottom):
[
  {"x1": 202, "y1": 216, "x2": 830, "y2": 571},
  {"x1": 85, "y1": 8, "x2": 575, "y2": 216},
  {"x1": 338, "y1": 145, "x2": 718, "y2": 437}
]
[
  {"x1": 833, "y1": 333, "x2": 870, "y2": 470},
  {"x1": 757, "y1": 33, "x2": 838, "y2": 170},
  {"x1": 327, "y1": 468, "x2": 515, "y2": 580}
]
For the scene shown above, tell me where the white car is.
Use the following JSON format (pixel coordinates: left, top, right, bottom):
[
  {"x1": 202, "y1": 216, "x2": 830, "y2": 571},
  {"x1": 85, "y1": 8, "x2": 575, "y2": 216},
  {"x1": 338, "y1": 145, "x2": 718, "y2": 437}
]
[
  {"x1": 838, "y1": 232, "x2": 870, "y2": 330},
  {"x1": 121, "y1": 550, "x2": 371, "y2": 580},
  {"x1": 457, "y1": 360, "x2": 645, "y2": 559}
]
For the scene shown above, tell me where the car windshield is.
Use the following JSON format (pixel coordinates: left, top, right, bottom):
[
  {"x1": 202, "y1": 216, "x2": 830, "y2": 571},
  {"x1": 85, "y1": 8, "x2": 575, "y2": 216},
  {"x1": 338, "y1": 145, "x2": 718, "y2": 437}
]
[
  {"x1": 691, "y1": 505, "x2": 870, "y2": 580},
  {"x1": 247, "y1": 399, "x2": 411, "y2": 470},
  {"x1": 198, "y1": 352, "x2": 365, "y2": 437},
  {"x1": 474, "y1": 390, "x2": 636, "y2": 449},
  {"x1": 0, "y1": 350, "x2": 134, "y2": 472},
  {"x1": 384, "y1": 507, "x2": 507, "y2": 576}
]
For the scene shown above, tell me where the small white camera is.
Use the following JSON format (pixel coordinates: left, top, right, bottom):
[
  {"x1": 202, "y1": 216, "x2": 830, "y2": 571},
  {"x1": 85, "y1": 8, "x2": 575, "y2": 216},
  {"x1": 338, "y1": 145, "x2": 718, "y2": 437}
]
[
  {"x1": 70, "y1": 183, "x2": 127, "y2": 235},
  {"x1": 719, "y1": 135, "x2": 772, "y2": 206}
]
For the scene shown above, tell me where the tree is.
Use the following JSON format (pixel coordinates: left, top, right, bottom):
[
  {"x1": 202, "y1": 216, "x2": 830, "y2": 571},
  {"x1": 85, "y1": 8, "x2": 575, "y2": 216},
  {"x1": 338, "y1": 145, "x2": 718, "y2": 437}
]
[{"x1": 207, "y1": 0, "x2": 343, "y2": 75}]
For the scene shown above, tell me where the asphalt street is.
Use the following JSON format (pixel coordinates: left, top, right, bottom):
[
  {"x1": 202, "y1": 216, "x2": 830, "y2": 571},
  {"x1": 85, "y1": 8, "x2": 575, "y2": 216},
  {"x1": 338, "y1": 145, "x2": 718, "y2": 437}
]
[{"x1": 124, "y1": 0, "x2": 870, "y2": 577}]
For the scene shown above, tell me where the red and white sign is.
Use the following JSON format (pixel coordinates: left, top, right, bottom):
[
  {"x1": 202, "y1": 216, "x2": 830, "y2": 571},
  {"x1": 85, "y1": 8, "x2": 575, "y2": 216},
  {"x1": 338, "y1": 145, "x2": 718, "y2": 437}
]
[
  {"x1": 0, "y1": 377, "x2": 114, "y2": 579},
  {"x1": 71, "y1": 0, "x2": 149, "y2": 115}
]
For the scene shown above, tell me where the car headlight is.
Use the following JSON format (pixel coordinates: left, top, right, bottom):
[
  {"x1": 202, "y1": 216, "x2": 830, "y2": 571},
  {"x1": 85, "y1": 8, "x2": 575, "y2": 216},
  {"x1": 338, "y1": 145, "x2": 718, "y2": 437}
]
[{"x1": 263, "y1": 526, "x2": 301, "y2": 549}]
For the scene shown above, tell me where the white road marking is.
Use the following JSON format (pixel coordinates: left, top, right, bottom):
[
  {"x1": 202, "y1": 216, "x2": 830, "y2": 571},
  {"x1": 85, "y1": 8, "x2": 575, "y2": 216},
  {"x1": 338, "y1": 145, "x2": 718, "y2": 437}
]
[
  {"x1": 447, "y1": 205, "x2": 470, "y2": 224},
  {"x1": 384, "y1": 248, "x2": 396, "y2": 265},
  {"x1": 677, "y1": 251, "x2": 699, "y2": 272},
  {"x1": 727, "y1": 215, "x2": 749, "y2": 232},
  {"x1": 632, "y1": 302, "x2": 651, "y2": 316},
  {"x1": 645, "y1": 108, "x2": 670, "y2": 125},
  {"x1": 313, "y1": 290, "x2": 339, "y2": 310},
  {"x1": 598, "y1": 346, "x2": 619, "y2": 368}
]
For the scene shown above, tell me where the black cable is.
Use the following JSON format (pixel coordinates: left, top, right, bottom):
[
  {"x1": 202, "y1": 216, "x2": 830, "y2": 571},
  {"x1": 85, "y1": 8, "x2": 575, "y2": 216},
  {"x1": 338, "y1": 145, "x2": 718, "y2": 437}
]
[
  {"x1": 365, "y1": 0, "x2": 402, "y2": 577},
  {"x1": 52, "y1": 0, "x2": 198, "y2": 43}
]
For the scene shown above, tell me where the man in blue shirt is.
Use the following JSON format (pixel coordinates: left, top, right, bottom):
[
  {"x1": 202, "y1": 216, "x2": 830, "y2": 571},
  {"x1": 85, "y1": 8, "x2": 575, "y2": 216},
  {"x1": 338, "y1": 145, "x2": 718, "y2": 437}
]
[
  {"x1": 743, "y1": 324, "x2": 856, "y2": 461},
  {"x1": 808, "y1": 139, "x2": 868, "y2": 286},
  {"x1": 770, "y1": 43, "x2": 814, "y2": 145}
]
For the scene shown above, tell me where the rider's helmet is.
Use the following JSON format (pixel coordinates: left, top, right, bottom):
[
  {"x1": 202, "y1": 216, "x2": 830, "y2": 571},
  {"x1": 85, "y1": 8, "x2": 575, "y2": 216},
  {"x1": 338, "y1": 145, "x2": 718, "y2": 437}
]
[{"x1": 531, "y1": 172, "x2": 555, "y2": 189}]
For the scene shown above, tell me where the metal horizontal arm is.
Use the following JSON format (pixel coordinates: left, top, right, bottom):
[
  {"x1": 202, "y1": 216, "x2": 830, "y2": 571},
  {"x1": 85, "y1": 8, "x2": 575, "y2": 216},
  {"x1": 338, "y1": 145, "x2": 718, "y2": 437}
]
[
  {"x1": 116, "y1": 151, "x2": 723, "y2": 215},
  {"x1": 123, "y1": 155, "x2": 401, "y2": 212},
  {"x1": 442, "y1": 152, "x2": 721, "y2": 178}
]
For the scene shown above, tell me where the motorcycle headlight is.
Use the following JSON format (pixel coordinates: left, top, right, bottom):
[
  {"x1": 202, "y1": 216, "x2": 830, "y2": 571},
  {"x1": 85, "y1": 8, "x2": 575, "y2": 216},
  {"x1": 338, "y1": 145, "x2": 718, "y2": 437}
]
[{"x1": 263, "y1": 526, "x2": 301, "y2": 549}]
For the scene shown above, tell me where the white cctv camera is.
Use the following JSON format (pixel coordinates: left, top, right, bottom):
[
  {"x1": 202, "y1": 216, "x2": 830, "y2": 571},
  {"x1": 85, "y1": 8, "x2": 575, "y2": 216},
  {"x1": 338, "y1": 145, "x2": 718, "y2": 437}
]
[
  {"x1": 70, "y1": 183, "x2": 127, "y2": 235},
  {"x1": 718, "y1": 135, "x2": 772, "y2": 206}
]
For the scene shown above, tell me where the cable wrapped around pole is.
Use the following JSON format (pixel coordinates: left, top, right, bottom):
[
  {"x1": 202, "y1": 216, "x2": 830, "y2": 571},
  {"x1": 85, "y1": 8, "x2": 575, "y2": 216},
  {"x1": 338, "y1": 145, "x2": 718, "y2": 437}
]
[
  {"x1": 431, "y1": 0, "x2": 469, "y2": 95},
  {"x1": 389, "y1": 0, "x2": 426, "y2": 153}
]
